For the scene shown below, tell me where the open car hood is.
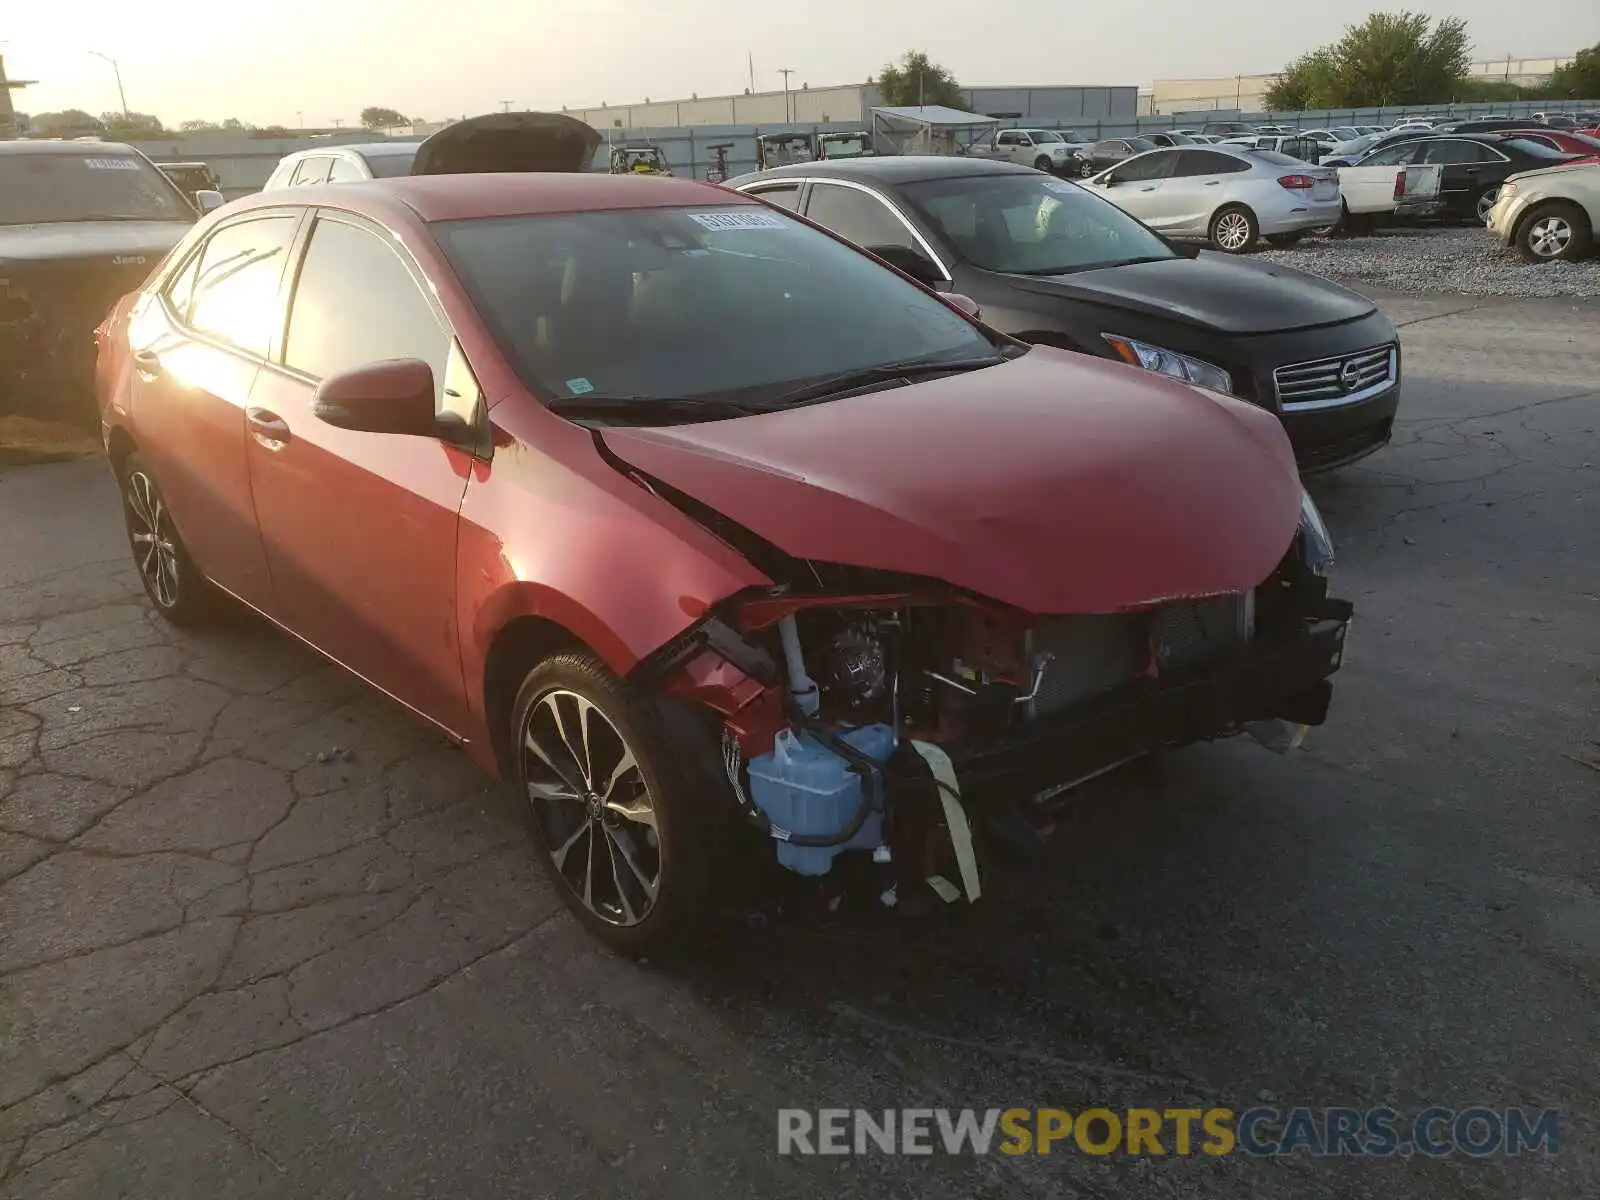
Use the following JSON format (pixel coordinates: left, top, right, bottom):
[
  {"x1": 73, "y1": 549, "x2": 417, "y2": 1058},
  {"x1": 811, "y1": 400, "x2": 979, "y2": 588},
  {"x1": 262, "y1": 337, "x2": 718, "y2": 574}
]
[
  {"x1": 411, "y1": 112, "x2": 602, "y2": 176},
  {"x1": 600, "y1": 347, "x2": 1305, "y2": 616}
]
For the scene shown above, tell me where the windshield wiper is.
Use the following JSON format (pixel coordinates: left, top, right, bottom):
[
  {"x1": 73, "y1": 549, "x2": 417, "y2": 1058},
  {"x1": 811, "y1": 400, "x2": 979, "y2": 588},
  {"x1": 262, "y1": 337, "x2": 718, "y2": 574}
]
[
  {"x1": 772, "y1": 356, "x2": 1005, "y2": 407},
  {"x1": 544, "y1": 393, "x2": 766, "y2": 423}
]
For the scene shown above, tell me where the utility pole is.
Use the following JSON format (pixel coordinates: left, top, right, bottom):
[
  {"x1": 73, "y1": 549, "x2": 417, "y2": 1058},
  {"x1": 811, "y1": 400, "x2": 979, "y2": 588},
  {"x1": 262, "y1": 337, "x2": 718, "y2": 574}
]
[
  {"x1": 89, "y1": 51, "x2": 128, "y2": 119},
  {"x1": 500, "y1": 99, "x2": 515, "y2": 113},
  {"x1": 331, "y1": 117, "x2": 342, "y2": 129},
  {"x1": 296, "y1": 110, "x2": 304, "y2": 130},
  {"x1": 777, "y1": 67, "x2": 795, "y2": 123}
]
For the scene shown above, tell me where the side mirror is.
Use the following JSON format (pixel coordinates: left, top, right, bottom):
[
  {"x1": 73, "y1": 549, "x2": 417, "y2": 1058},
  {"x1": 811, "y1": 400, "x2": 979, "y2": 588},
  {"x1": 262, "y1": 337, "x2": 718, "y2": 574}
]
[
  {"x1": 943, "y1": 293, "x2": 981, "y2": 320},
  {"x1": 312, "y1": 359, "x2": 439, "y2": 437},
  {"x1": 194, "y1": 189, "x2": 225, "y2": 213},
  {"x1": 867, "y1": 244, "x2": 943, "y2": 288}
]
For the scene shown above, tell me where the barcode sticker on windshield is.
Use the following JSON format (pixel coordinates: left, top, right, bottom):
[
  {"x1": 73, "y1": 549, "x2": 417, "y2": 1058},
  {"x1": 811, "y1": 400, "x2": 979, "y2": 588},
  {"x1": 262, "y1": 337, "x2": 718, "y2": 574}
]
[
  {"x1": 84, "y1": 157, "x2": 143, "y2": 170},
  {"x1": 688, "y1": 211, "x2": 786, "y2": 232}
]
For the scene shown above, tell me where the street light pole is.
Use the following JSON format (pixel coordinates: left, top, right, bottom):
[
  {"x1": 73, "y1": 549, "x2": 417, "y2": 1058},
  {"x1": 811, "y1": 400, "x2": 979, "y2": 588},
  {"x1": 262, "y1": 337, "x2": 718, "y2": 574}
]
[{"x1": 89, "y1": 51, "x2": 128, "y2": 119}]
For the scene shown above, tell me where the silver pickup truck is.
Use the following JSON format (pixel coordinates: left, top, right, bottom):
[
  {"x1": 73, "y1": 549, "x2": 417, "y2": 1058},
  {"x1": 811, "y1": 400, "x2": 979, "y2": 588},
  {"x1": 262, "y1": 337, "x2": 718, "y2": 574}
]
[{"x1": 969, "y1": 128, "x2": 1094, "y2": 175}]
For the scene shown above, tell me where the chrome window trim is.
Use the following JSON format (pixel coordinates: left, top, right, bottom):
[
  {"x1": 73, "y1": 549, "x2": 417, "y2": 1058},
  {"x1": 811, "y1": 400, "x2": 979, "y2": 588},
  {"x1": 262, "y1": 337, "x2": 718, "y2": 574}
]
[{"x1": 736, "y1": 175, "x2": 953, "y2": 282}]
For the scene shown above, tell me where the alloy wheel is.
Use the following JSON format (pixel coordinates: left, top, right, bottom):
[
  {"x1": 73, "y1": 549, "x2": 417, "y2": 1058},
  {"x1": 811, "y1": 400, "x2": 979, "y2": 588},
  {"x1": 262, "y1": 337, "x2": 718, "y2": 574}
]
[
  {"x1": 521, "y1": 688, "x2": 660, "y2": 927},
  {"x1": 1526, "y1": 215, "x2": 1573, "y2": 259},
  {"x1": 1215, "y1": 212, "x2": 1252, "y2": 251},
  {"x1": 1079, "y1": 160, "x2": 1095, "y2": 178},
  {"x1": 125, "y1": 470, "x2": 180, "y2": 609},
  {"x1": 1476, "y1": 188, "x2": 1499, "y2": 223}
]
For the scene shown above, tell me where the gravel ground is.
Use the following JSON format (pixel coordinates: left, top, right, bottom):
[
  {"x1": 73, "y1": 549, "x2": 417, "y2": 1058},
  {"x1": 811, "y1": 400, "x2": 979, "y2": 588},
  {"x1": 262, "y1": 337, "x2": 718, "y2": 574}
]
[{"x1": 1256, "y1": 225, "x2": 1600, "y2": 298}]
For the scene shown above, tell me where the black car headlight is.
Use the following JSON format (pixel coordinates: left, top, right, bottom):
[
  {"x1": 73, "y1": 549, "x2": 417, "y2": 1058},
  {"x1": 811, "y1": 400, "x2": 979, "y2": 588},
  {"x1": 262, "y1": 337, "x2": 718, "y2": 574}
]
[
  {"x1": 1103, "y1": 334, "x2": 1234, "y2": 396},
  {"x1": 1299, "y1": 489, "x2": 1335, "y2": 576}
]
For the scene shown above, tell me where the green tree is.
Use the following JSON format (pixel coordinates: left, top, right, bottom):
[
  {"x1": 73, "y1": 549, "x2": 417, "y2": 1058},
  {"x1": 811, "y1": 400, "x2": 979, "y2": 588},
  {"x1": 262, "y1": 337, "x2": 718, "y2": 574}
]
[
  {"x1": 102, "y1": 111, "x2": 166, "y2": 138},
  {"x1": 876, "y1": 51, "x2": 965, "y2": 109},
  {"x1": 1261, "y1": 11, "x2": 1471, "y2": 109},
  {"x1": 180, "y1": 118, "x2": 220, "y2": 132},
  {"x1": 1544, "y1": 43, "x2": 1600, "y2": 100},
  {"x1": 360, "y1": 106, "x2": 407, "y2": 130},
  {"x1": 30, "y1": 109, "x2": 104, "y2": 137}
]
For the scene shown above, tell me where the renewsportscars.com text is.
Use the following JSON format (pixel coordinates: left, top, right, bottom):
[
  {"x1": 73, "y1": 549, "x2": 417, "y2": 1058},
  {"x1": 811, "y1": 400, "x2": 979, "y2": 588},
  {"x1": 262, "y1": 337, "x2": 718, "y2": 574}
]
[{"x1": 777, "y1": 1107, "x2": 1559, "y2": 1158}]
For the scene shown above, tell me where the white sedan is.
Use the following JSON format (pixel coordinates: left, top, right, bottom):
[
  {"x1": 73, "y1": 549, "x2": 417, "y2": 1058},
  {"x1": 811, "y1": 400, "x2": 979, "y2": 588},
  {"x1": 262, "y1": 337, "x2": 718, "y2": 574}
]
[{"x1": 1085, "y1": 145, "x2": 1342, "y2": 252}]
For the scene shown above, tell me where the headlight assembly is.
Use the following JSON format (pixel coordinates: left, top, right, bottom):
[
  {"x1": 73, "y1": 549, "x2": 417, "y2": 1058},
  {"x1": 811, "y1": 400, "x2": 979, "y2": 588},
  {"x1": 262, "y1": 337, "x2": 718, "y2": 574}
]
[
  {"x1": 1102, "y1": 334, "x2": 1233, "y2": 395},
  {"x1": 1298, "y1": 489, "x2": 1335, "y2": 576}
]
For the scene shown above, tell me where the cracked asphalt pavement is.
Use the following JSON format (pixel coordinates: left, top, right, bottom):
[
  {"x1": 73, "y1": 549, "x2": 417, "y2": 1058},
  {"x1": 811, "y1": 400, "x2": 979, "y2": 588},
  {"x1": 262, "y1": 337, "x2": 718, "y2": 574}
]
[{"x1": 1, "y1": 290, "x2": 1596, "y2": 1199}]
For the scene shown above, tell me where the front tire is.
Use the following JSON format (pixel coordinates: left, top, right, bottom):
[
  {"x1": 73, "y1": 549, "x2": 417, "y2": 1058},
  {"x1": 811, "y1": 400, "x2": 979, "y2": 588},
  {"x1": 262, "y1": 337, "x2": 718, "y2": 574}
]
[
  {"x1": 1034, "y1": 155, "x2": 1054, "y2": 172},
  {"x1": 512, "y1": 651, "x2": 721, "y2": 955},
  {"x1": 1515, "y1": 201, "x2": 1592, "y2": 263},
  {"x1": 1079, "y1": 159, "x2": 1097, "y2": 178},
  {"x1": 118, "y1": 452, "x2": 217, "y2": 625},
  {"x1": 1209, "y1": 204, "x2": 1259, "y2": 253}
]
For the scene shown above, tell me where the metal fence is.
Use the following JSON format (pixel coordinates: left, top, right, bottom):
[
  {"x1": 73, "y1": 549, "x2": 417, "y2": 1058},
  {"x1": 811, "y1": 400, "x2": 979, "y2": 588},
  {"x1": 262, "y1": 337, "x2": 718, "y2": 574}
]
[{"x1": 136, "y1": 97, "x2": 1599, "y2": 192}]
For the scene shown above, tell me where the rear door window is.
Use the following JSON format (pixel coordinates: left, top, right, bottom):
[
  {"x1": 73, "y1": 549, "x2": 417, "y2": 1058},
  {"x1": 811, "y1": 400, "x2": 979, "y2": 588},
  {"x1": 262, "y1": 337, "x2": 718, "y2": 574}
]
[
  {"x1": 746, "y1": 183, "x2": 802, "y2": 211},
  {"x1": 804, "y1": 183, "x2": 917, "y2": 252},
  {"x1": 327, "y1": 156, "x2": 366, "y2": 183},
  {"x1": 290, "y1": 157, "x2": 333, "y2": 186},
  {"x1": 187, "y1": 215, "x2": 300, "y2": 355}
]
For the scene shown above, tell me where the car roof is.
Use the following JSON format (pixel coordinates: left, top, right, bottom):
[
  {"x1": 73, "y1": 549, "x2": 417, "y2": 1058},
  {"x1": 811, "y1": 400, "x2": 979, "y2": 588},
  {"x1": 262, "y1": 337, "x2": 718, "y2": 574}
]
[
  {"x1": 283, "y1": 142, "x2": 418, "y2": 160},
  {"x1": 225, "y1": 172, "x2": 751, "y2": 223},
  {"x1": 729, "y1": 155, "x2": 1036, "y2": 188},
  {"x1": 0, "y1": 139, "x2": 142, "y2": 157}
]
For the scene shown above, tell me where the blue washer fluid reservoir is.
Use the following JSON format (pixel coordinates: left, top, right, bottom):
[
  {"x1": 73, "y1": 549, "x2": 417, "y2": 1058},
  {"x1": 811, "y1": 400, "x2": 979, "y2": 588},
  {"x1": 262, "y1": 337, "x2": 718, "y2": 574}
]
[{"x1": 746, "y1": 724, "x2": 896, "y2": 876}]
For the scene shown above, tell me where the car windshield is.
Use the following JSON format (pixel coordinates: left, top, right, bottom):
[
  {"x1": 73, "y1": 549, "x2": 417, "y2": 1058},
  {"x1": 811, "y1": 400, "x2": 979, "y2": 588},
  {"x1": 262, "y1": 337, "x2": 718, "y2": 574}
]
[
  {"x1": 1030, "y1": 131, "x2": 1064, "y2": 143},
  {"x1": 1126, "y1": 137, "x2": 1157, "y2": 151},
  {"x1": 1165, "y1": 132, "x2": 1196, "y2": 144},
  {"x1": 434, "y1": 205, "x2": 996, "y2": 409},
  {"x1": 0, "y1": 152, "x2": 193, "y2": 225},
  {"x1": 1500, "y1": 138, "x2": 1579, "y2": 160},
  {"x1": 900, "y1": 172, "x2": 1175, "y2": 276},
  {"x1": 364, "y1": 150, "x2": 417, "y2": 178}
]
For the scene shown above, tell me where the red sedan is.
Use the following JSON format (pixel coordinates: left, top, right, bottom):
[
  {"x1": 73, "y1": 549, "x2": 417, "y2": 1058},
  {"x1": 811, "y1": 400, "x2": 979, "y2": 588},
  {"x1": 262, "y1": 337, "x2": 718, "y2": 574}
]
[
  {"x1": 97, "y1": 161, "x2": 1352, "y2": 952},
  {"x1": 1505, "y1": 128, "x2": 1600, "y2": 166}
]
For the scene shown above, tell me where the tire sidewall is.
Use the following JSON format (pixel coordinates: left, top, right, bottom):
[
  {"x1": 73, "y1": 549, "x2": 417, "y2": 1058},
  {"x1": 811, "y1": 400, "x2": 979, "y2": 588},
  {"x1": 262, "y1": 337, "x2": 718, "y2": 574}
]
[
  {"x1": 1516, "y1": 202, "x2": 1591, "y2": 263},
  {"x1": 117, "y1": 452, "x2": 212, "y2": 624},
  {"x1": 1209, "y1": 205, "x2": 1258, "y2": 253},
  {"x1": 510, "y1": 652, "x2": 715, "y2": 955}
]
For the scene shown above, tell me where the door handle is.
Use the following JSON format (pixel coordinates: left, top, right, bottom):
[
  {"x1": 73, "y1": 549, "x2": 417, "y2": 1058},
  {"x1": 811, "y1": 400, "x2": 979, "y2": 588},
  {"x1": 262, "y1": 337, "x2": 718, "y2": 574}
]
[
  {"x1": 1138, "y1": 186, "x2": 1157, "y2": 192},
  {"x1": 246, "y1": 407, "x2": 292, "y2": 450},
  {"x1": 1204, "y1": 180, "x2": 1221, "y2": 186},
  {"x1": 133, "y1": 348, "x2": 162, "y2": 378}
]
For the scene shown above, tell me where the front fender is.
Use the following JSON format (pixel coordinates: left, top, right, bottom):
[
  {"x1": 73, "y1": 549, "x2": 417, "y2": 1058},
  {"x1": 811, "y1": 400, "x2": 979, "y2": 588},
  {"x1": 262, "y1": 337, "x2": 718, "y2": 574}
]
[{"x1": 454, "y1": 403, "x2": 771, "y2": 747}]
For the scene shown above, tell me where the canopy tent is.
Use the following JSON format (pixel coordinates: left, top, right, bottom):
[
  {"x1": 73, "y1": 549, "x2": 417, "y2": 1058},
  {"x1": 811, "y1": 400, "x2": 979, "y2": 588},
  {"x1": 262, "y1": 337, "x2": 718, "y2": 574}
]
[{"x1": 869, "y1": 105, "x2": 999, "y2": 156}]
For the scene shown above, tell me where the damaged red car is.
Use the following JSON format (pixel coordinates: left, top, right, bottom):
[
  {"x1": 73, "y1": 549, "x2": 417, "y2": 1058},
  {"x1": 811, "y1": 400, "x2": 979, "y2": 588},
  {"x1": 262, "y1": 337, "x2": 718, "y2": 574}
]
[{"x1": 97, "y1": 158, "x2": 1352, "y2": 953}]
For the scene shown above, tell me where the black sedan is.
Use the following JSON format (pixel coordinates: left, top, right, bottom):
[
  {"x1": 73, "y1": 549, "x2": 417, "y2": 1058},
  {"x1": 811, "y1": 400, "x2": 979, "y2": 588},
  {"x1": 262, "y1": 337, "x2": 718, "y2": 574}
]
[
  {"x1": 727, "y1": 156, "x2": 1400, "y2": 472},
  {"x1": 1334, "y1": 133, "x2": 1580, "y2": 221},
  {"x1": 1083, "y1": 137, "x2": 1159, "y2": 175}
]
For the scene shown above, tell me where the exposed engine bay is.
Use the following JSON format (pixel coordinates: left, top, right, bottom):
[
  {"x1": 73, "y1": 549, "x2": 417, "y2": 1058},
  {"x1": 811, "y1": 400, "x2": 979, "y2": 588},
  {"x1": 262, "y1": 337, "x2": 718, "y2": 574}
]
[{"x1": 642, "y1": 504, "x2": 1349, "y2": 913}]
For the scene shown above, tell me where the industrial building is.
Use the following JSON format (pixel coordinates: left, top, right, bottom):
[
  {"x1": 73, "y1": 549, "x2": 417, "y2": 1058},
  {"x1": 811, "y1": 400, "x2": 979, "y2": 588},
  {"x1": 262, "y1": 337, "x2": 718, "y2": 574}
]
[{"x1": 562, "y1": 81, "x2": 1138, "y2": 130}]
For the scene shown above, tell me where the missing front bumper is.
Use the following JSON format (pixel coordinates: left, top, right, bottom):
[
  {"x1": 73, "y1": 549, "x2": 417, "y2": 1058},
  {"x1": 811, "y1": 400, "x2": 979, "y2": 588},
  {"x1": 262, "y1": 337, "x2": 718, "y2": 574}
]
[{"x1": 947, "y1": 599, "x2": 1352, "y2": 802}]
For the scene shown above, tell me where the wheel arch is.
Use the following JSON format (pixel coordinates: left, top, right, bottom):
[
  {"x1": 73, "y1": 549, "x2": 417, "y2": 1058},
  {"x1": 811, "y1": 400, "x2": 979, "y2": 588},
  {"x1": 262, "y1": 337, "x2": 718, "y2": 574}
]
[
  {"x1": 480, "y1": 610, "x2": 592, "y2": 780},
  {"x1": 105, "y1": 424, "x2": 138, "y2": 474}
]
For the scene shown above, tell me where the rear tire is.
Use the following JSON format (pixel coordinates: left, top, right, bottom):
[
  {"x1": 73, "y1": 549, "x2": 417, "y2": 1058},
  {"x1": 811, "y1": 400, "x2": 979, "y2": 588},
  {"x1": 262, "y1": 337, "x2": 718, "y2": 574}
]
[
  {"x1": 117, "y1": 452, "x2": 218, "y2": 626},
  {"x1": 511, "y1": 651, "x2": 727, "y2": 956},
  {"x1": 1208, "y1": 204, "x2": 1259, "y2": 253},
  {"x1": 1079, "y1": 159, "x2": 1097, "y2": 178},
  {"x1": 1473, "y1": 185, "x2": 1501, "y2": 224},
  {"x1": 1515, "y1": 201, "x2": 1592, "y2": 263}
]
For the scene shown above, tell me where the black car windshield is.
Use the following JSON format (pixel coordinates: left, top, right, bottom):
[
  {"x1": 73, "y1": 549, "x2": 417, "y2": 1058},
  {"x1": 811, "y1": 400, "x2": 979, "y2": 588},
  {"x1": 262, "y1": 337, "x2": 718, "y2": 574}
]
[
  {"x1": 435, "y1": 205, "x2": 995, "y2": 407},
  {"x1": 0, "y1": 152, "x2": 193, "y2": 225},
  {"x1": 1127, "y1": 137, "x2": 1157, "y2": 151},
  {"x1": 900, "y1": 172, "x2": 1175, "y2": 275}
]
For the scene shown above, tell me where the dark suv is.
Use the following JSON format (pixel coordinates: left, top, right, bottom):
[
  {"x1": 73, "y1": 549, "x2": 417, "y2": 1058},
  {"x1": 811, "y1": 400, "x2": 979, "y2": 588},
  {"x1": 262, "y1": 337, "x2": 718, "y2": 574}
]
[{"x1": 1, "y1": 141, "x2": 211, "y2": 421}]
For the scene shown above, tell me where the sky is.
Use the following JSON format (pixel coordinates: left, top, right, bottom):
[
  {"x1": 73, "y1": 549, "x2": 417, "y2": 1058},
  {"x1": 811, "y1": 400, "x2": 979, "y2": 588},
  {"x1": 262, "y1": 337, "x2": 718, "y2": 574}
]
[{"x1": 6, "y1": 0, "x2": 1597, "y2": 128}]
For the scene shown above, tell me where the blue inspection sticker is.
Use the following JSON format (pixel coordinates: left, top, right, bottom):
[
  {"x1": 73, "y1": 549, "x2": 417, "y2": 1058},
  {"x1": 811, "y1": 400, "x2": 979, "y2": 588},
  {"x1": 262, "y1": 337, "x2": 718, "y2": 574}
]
[{"x1": 565, "y1": 378, "x2": 596, "y2": 395}]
